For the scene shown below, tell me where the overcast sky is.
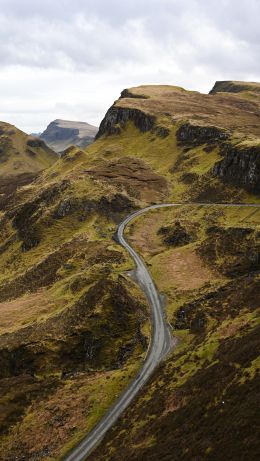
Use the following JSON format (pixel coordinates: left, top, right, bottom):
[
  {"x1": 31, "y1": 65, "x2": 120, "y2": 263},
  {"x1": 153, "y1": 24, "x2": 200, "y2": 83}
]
[{"x1": 0, "y1": 0, "x2": 259, "y2": 133}]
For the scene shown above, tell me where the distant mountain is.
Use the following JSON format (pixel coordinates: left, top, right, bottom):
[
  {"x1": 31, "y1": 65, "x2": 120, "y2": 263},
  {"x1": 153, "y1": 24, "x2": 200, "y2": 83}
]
[
  {"x1": 40, "y1": 119, "x2": 98, "y2": 153},
  {"x1": 31, "y1": 132, "x2": 42, "y2": 137}
]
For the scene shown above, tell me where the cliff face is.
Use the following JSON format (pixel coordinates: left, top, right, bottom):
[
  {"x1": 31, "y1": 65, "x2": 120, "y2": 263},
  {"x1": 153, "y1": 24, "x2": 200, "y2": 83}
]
[
  {"x1": 96, "y1": 106, "x2": 155, "y2": 138},
  {"x1": 40, "y1": 119, "x2": 98, "y2": 153},
  {"x1": 176, "y1": 123, "x2": 229, "y2": 146},
  {"x1": 213, "y1": 143, "x2": 260, "y2": 193},
  {"x1": 209, "y1": 80, "x2": 260, "y2": 95},
  {"x1": 95, "y1": 83, "x2": 260, "y2": 197}
]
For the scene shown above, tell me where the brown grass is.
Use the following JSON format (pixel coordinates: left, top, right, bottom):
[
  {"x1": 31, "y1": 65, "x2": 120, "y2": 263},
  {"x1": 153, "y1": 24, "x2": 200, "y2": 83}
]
[
  {"x1": 0, "y1": 289, "x2": 62, "y2": 334},
  {"x1": 118, "y1": 84, "x2": 260, "y2": 135},
  {"x1": 151, "y1": 247, "x2": 216, "y2": 291}
]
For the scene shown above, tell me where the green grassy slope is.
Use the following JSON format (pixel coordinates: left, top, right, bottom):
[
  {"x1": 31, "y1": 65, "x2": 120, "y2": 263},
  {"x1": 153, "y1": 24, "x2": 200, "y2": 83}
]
[
  {"x1": 89, "y1": 204, "x2": 260, "y2": 461},
  {"x1": 0, "y1": 121, "x2": 58, "y2": 176},
  {"x1": 0, "y1": 121, "x2": 58, "y2": 208},
  {"x1": 0, "y1": 81, "x2": 259, "y2": 460}
]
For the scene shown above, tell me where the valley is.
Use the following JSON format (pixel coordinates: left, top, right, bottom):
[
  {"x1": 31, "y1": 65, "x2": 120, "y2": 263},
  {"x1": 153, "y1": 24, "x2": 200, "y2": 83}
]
[{"x1": 0, "y1": 80, "x2": 259, "y2": 461}]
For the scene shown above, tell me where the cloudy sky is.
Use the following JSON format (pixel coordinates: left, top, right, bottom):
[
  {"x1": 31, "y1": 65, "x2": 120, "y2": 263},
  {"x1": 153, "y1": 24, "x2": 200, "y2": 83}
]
[{"x1": 0, "y1": 0, "x2": 259, "y2": 133}]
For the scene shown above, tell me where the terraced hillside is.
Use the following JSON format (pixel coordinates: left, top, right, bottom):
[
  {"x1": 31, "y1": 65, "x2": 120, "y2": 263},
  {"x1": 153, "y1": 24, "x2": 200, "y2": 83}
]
[{"x1": 0, "y1": 81, "x2": 259, "y2": 461}]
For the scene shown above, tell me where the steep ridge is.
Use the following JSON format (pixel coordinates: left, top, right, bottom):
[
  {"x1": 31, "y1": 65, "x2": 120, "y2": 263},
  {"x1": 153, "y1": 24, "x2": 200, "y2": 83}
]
[
  {"x1": 0, "y1": 81, "x2": 259, "y2": 460},
  {"x1": 40, "y1": 119, "x2": 98, "y2": 153},
  {"x1": 95, "y1": 83, "x2": 260, "y2": 197}
]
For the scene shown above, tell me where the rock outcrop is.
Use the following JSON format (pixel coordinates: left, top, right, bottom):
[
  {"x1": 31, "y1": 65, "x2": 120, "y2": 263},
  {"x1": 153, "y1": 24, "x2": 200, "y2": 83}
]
[
  {"x1": 209, "y1": 80, "x2": 260, "y2": 95},
  {"x1": 96, "y1": 106, "x2": 155, "y2": 138},
  {"x1": 213, "y1": 143, "x2": 260, "y2": 194},
  {"x1": 120, "y1": 88, "x2": 149, "y2": 99},
  {"x1": 176, "y1": 122, "x2": 229, "y2": 146}
]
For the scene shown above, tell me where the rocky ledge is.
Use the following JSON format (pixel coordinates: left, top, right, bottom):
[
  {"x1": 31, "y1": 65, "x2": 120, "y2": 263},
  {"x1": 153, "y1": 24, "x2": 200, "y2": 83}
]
[
  {"x1": 176, "y1": 122, "x2": 229, "y2": 146},
  {"x1": 119, "y1": 88, "x2": 149, "y2": 99},
  {"x1": 96, "y1": 105, "x2": 155, "y2": 138},
  {"x1": 213, "y1": 143, "x2": 260, "y2": 194},
  {"x1": 209, "y1": 80, "x2": 260, "y2": 95}
]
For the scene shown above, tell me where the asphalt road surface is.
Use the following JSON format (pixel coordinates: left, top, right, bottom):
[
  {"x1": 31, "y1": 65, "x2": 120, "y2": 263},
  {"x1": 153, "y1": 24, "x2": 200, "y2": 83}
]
[{"x1": 63, "y1": 202, "x2": 260, "y2": 461}]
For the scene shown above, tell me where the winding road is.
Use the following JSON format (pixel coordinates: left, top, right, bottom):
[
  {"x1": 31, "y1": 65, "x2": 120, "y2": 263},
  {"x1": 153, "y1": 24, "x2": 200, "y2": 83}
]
[{"x1": 63, "y1": 202, "x2": 260, "y2": 461}]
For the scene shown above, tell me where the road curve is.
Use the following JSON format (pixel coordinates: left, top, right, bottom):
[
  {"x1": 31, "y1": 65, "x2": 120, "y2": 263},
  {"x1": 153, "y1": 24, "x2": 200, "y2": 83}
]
[{"x1": 63, "y1": 202, "x2": 260, "y2": 461}]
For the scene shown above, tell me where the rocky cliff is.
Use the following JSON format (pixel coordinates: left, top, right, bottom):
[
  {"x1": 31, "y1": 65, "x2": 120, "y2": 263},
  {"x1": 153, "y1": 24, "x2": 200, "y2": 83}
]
[
  {"x1": 96, "y1": 106, "x2": 155, "y2": 138},
  {"x1": 213, "y1": 142, "x2": 260, "y2": 193},
  {"x1": 210, "y1": 80, "x2": 260, "y2": 95},
  {"x1": 95, "y1": 82, "x2": 260, "y2": 197}
]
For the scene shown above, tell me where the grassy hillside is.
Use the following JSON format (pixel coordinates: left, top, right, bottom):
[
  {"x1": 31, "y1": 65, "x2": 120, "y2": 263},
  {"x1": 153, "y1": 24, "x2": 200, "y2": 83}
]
[
  {"x1": 116, "y1": 83, "x2": 260, "y2": 135},
  {"x1": 0, "y1": 121, "x2": 58, "y2": 176},
  {"x1": 89, "y1": 204, "x2": 260, "y2": 461},
  {"x1": 0, "y1": 147, "x2": 150, "y2": 460},
  {"x1": 0, "y1": 81, "x2": 259, "y2": 460},
  {"x1": 0, "y1": 121, "x2": 58, "y2": 208}
]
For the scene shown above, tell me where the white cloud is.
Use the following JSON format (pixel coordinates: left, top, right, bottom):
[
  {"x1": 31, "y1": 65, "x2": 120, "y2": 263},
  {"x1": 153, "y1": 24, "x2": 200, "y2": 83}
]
[{"x1": 0, "y1": 0, "x2": 259, "y2": 132}]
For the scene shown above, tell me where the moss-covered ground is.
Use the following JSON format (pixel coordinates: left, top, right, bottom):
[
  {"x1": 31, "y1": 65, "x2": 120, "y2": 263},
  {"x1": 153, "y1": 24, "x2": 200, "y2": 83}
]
[
  {"x1": 0, "y1": 82, "x2": 259, "y2": 460},
  {"x1": 88, "y1": 204, "x2": 260, "y2": 461}
]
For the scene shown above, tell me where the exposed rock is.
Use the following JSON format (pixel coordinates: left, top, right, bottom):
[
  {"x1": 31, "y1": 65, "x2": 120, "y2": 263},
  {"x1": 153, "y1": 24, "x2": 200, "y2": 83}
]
[
  {"x1": 53, "y1": 193, "x2": 134, "y2": 221},
  {"x1": 176, "y1": 123, "x2": 229, "y2": 146},
  {"x1": 120, "y1": 88, "x2": 149, "y2": 99},
  {"x1": 152, "y1": 126, "x2": 170, "y2": 138},
  {"x1": 27, "y1": 138, "x2": 47, "y2": 149},
  {"x1": 1, "y1": 81, "x2": 260, "y2": 461},
  {"x1": 213, "y1": 143, "x2": 260, "y2": 193},
  {"x1": 53, "y1": 199, "x2": 74, "y2": 218},
  {"x1": 96, "y1": 106, "x2": 155, "y2": 138},
  {"x1": 111, "y1": 83, "x2": 260, "y2": 136},
  {"x1": 209, "y1": 80, "x2": 260, "y2": 95}
]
